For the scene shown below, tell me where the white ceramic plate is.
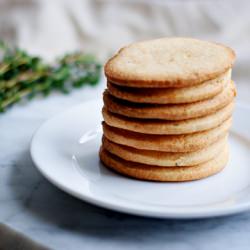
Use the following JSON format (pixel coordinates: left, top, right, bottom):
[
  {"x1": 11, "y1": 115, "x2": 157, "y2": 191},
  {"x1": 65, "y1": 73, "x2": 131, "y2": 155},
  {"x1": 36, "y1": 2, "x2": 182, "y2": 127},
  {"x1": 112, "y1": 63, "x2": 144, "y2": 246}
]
[{"x1": 30, "y1": 100, "x2": 250, "y2": 219}]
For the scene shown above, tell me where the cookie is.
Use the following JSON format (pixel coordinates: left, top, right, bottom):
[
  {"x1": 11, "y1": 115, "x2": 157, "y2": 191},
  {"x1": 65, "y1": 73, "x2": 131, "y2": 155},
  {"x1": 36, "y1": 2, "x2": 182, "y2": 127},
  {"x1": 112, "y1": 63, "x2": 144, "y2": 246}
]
[
  {"x1": 103, "y1": 81, "x2": 236, "y2": 120},
  {"x1": 99, "y1": 145, "x2": 229, "y2": 182},
  {"x1": 107, "y1": 69, "x2": 231, "y2": 104},
  {"x1": 102, "y1": 135, "x2": 227, "y2": 166},
  {"x1": 102, "y1": 117, "x2": 231, "y2": 152},
  {"x1": 105, "y1": 38, "x2": 235, "y2": 88},
  {"x1": 102, "y1": 101, "x2": 233, "y2": 135}
]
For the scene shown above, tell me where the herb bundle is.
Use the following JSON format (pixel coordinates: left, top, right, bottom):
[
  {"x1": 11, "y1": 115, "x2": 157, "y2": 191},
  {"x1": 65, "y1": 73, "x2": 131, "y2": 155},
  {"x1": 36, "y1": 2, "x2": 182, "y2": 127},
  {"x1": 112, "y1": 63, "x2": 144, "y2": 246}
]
[{"x1": 0, "y1": 41, "x2": 102, "y2": 112}]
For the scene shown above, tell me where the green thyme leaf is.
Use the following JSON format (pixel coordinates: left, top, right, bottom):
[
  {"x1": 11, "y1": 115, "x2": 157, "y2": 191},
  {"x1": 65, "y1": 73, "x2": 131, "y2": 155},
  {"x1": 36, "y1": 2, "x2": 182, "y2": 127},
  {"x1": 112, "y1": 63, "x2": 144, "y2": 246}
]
[{"x1": 0, "y1": 41, "x2": 102, "y2": 112}]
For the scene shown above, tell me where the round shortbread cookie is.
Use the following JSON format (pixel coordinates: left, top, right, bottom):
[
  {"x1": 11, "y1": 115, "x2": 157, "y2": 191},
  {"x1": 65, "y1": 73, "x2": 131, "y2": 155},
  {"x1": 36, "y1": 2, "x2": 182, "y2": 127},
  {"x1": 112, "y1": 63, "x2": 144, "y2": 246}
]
[
  {"x1": 102, "y1": 101, "x2": 234, "y2": 135},
  {"x1": 102, "y1": 118, "x2": 231, "y2": 152},
  {"x1": 107, "y1": 69, "x2": 231, "y2": 104},
  {"x1": 105, "y1": 37, "x2": 235, "y2": 88},
  {"x1": 102, "y1": 135, "x2": 227, "y2": 166},
  {"x1": 103, "y1": 81, "x2": 236, "y2": 120},
  {"x1": 99, "y1": 146, "x2": 229, "y2": 182}
]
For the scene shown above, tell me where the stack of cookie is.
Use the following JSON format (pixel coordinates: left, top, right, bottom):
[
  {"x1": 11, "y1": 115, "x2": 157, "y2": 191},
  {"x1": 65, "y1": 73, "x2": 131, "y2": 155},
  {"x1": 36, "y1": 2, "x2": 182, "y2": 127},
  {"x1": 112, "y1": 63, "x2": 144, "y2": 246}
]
[{"x1": 100, "y1": 38, "x2": 236, "y2": 182}]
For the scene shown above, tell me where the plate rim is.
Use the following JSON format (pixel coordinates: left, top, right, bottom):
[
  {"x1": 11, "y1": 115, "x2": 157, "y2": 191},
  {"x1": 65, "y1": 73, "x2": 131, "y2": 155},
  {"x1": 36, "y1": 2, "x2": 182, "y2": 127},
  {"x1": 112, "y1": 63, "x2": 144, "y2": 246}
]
[{"x1": 30, "y1": 100, "x2": 250, "y2": 219}]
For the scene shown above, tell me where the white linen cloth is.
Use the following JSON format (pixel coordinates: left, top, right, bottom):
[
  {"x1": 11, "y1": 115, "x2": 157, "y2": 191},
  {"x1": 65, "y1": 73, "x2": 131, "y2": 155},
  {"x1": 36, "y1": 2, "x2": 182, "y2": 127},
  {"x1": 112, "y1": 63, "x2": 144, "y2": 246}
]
[{"x1": 1, "y1": 0, "x2": 249, "y2": 100}]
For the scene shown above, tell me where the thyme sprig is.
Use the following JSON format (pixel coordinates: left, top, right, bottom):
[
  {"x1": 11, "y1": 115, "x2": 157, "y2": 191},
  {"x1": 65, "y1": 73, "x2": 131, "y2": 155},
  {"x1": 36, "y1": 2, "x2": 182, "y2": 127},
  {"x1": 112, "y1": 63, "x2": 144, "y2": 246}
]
[{"x1": 0, "y1": 41, "x2": 102, "y2": 112}]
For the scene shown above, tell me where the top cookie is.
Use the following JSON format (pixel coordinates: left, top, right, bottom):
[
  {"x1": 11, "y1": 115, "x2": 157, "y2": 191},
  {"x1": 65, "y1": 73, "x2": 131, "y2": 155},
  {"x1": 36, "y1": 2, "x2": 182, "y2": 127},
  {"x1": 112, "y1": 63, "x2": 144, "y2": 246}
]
[{"x1": 105, "y1": 37, "x2": 235, "y2": 88}]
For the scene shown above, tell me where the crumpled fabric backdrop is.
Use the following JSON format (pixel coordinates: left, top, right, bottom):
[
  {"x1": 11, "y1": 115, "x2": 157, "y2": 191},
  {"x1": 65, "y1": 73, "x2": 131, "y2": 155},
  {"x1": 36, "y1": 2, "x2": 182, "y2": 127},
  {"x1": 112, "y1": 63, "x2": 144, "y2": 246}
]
[
  {"x1": 1, "y1": 1, "x2": 250, "y2": 250},
  {"x1": 0, "y1": 0, "x2": 249, "y2": 101}
]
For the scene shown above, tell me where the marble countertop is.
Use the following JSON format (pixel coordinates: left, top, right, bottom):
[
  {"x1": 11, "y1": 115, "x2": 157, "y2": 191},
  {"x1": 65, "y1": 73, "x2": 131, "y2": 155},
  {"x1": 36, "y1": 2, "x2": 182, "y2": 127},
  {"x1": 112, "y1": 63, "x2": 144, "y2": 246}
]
[{"x1": 1, "y1": 80, "x2": 250, "y2": 250}]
